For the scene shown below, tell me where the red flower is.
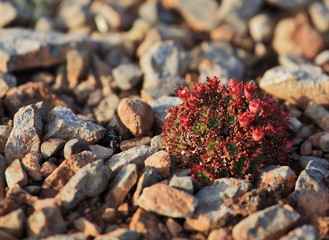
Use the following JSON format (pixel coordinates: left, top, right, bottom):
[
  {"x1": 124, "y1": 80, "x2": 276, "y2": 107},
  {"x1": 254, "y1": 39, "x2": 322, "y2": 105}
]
[
  {"x1": 244, "y1": 81, "x2": 257, "y2": 99},
  {"x1": 180, "y1": 115, "x2": 191, "y2": 127},
  {"x1": 206, "y1": 76, "x2": 220, "y2": 90},
  {"x1": 238, "y1": 111, "x2": 254, "y2": 127},
  {"x1": 249, "y1": 99, "x2": 261, "y2": 114},
  {"x1": 262, "y1": 96, "x2": 276, "y2": 117},
  {"x1": 283, "y1": 140, "x2": 295, "y2": 151},
  {"x1": 187, "y1": 92, "x2": 198, "y2": 106},
  {"x1": 264, "y1": 121, "x2": 275, "y2": 135},
  {"x1": 175, "y1": 86, "x2": 189, "y2": 101},
  {"x1": 194, "y1": 83, "x2": 206, "y2": 96},
  {"x1": 252, "y1": 127, "x2": 265, "y2": 141},
  {"x1": 229, "y1": 79, "x2": 243, "y2": 99}
]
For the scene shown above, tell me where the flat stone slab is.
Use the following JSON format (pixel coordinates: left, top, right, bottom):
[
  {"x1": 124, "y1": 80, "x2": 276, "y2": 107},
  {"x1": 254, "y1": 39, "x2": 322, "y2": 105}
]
[{"x1": 0, "y1": 28, "x2": 93, "y2": 72}]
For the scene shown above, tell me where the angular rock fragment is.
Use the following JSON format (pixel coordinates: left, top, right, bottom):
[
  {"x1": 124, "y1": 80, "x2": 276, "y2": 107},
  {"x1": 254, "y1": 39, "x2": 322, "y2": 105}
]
[
  {"x1": 305, "y1": 101, "x2": 329, "y2": 130},
  {"x1": 63, "y1": 139, "x2": 90, "y2": 159},
  {"x1": 144, "y1": 150, "x2": 171, "y2": 178},
  {"x1": 5, "y1": 159, "x2": 28, "y2": 188},
  {"x1": 41, "y1": 138, "x2": 66, "y2": 159},
  {"x1": 0, "y1": 72, "x2": 16, "y2": 98},
  {"x1": 279, "y1": 224, "x2": 318, "y2": 240},
  {"x1": 74, "y1": 217, "x2": 101, "y2": 237},
  {"x1": 21, "y1": 153, "x2": 42, "y2": 181},
  {"x1": 94, "y1": 228, "x2": 140, "y2": 240},
  {"x1": 0, "y1": 208, "x2": 25, "y2": 238}
]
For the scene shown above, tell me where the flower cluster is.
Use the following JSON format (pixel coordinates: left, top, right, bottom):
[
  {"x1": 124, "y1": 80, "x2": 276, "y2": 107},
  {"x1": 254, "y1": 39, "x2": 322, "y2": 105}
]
[{"x1": 162, "y1": 77, "x2": 294, "y2": 185}]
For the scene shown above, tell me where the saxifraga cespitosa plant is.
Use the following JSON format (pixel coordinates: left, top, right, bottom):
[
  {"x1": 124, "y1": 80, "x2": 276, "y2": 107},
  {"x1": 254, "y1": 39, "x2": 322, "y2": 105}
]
[{"x1": 162, "y1": 76, "x2": 295, "y2": 185}]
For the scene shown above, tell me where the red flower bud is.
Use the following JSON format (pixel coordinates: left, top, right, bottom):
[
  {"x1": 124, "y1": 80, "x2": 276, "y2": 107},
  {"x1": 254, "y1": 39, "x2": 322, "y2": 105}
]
[
  {"x1": 175, "y1": 86, "x2": 189, "y2": 101},
  {"x1": 194, "y1": 83, "x2": 206, "y2": 96},
  {"x1": 180, "y1": 115, "x2": 191, "y2": 127},
  {"x1": 244, "y1": 81, "x2": 257, "y2": 99},
  {"x1": 249, "y1": 99, "x2": 261, "y2": 114},
  {"x1": 206, "y1": 76, "x2": 220, "y2": 90},
  {"x1": 229, "y1": 79, "x2": 243, "y2": 99},
  {"x1": 238, "y1": 111, "x2": 254, "y2": 127},
  {"x1": 253, "y1": 127, "x2": 265, "y2": 141},
  {"x1": 187, "y1": 92, "x2": 198, "y2": 106},
  {"x1": 284, "y1": 140, "x2": 295, "y2": 151}
]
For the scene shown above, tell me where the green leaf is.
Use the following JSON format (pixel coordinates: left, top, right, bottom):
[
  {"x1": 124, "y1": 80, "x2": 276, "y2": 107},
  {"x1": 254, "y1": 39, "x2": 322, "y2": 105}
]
[
  {"x1": 227, "y1": 114, "x2": 236, "y2": 125},
  {"x1": 224, "y1": 96, "x2": 234, "y2": 104},
  {"x1": 193, "y1": 122, "x2": 206, "y2": 133},
  {"x1": 234, "y1": 158, "x2": 245, "y2": 175},
  {"x1": 209, "y1": 140, "x2": 219, "y2": 150},
  {"x1": 199, "y1": 111, "x2": 207, "y2": 117},
  {"x1": 208, "y1": 116, "x2": 220, "y2": 130},
  {"x1": 226, "y1": 142, "x2": 239, "y2": 156}
]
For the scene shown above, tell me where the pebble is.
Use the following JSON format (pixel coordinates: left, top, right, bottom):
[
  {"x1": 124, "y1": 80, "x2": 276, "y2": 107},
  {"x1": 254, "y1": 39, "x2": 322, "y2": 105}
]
[
  {"x1": 120, "y1": 136, "x2": 151, "y2": 151},
  {"x1": 290, "y1": 168, "x2": 329, "y2": 216},
  {"x1": 152, "y1": 96, "x2": 182, "y2": 121},
  {"x1": 106, "y1": 144, "x2": 158, "y2": 174},
  {"x1": 150, "y1": 135, "x2": 163, "y2": 149},
  {"x1": 144, "y1": 150, "x2": 171, "y2": 178},
  {"x1": 0, "y1": 72, "x2": 16, "y2": 98},
  {"x1": 95, "y1": 228, "x2": 140, "y2": 240},
  {"x1": 132, "y1": 167, "x2": 162, "y2": 206},
  {"x1": 315, "y1": 50, "x2": 329, "y2": 66},
  {"x1": 43, "y1": 106, "x2": 106, "y2": 144},
  {"x1": 40, "y1": 161, "x2": 57, "y2": 178},
  {"x1": 0, "y1": 208, "x2": 25, "y2": 238},
  {"x1": 248, "y1": 13, "x2": 274, "y2": 42},
  {"x1": 21, "y1": 153, "x2": 42, "y2": 181},
  {"x1": 27, "y1": 199, "x2": 66, "y2": 238},
  {"x1": 5, "y1": 104, "x2": 43, "y2": 164},
  {"x1": 66, "y1": 49, "x2": 89, "y2": 89},
  {"x1": 105, "y1": 163, "x2": 138, "y2": 208},
  {"x1": 112, "y1": 63, "x2": 143, "y2": 91},
  {"x1": 308, "y1": 2, "x2": 329, "y2": 32},
  {"x1": 56, "y1": 160, "x2": 112, "y2": 211},
  {"x1": 138, "y1": 183, "x2": 198, "y2": 218},
  {"x1": 296, "y1": 125, "x2": 316, "y2": 140},
  {"x1": 165, "y1": 218, "x2": 183, "y2": 237},
  {"x1": 117, "y1": 98, "x2": 154, "y2": 137},
  {"x1": 93, "y1": 94, "x2": 120, "y2": 124},
  {"x1": 39, "y1": 232, "x2": 86, "y2": 240},
  {"x1": 42, "y1": 151, "x2": 97, "y2": 197},
  {"x1": 41, "y1": 138, "x2": 66, "y2": 160},
  {"x1": 266, "y1": 0, "x2": 316, "y2": 9},
  {"x1": 0, "y1": 28, "x2": 92, "y2": 72},
  {"x1": 300, "y1": 140, "x2": 313, "y2": 155},
  {"x1": 306, "y1": 160, "x2": 329, "y2": 175},
  {"x1": 129, "y1": 208, "x2": 163, "y2": 239},
  {"x1": 88, "y1": 144, "x2": 114, "y2": 160},
  {"x1": 305, "y1": 101, "x2": 329, "y2": 130},
  {"x1": 25, "y1": 185, "x2": 41, "y2": 195},
  {"x1": 299, "y1": 156, "x2": 329, "y2": 169},
  {"x1": 138, "y1": 1, "x2": 178, "y2": 25},
  {"x1": 169, "y1": 175, "x2": 194, "y2": 194},
  {"x1": 63, "y1": 139, "x2": 90, "y2": 159},
  {"x1": 74, "y1": 217, "x2": 101, "y2": 237},
  {"x1": 260, "y1": 67, "x2": 329, "y2": 108},
  {"x1": 0, "y1": 125, "x2": 11, "y2": 153},
  {"x1": 232, "y1": 204, "x2": 300, "y2": 240},
  {"x1": 5, "y1": 159, "x2": 28, "y2": 188},
  {"x1": 101, "y1": 207, "x2": 117, "y2": 223},
  {"x1": 288, "y1": 117, "x2": 303, "y2": 133},
  {"x1": 0, "y1": 2, "x2": 30, "y2": 28},
  {"x1": 259, "y1": 165, "x2": 296, "y2": 194},
  {"x1": 198, "y1": 59, "x2": 230, "y2": 85},
  {"x1": 279, "y1": 224, "x2": 318, "y2": 240},
  {"x1": 319, "y1": 133, "x2": 329, "y2": 152}
]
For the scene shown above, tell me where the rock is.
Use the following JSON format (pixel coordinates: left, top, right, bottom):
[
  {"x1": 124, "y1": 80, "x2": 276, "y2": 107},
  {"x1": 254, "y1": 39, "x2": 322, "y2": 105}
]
[
  {"x1": 140, "y1": 40, "x2": 190, "y2": 90},
  {"x1": 307, "y1": 131, "x2": 329, "y2": 148},
  {"x1": 129, "y1": 208, "x2": 163, "y2": 239},
  {"x1": 144, "y1": 150, "x2": 171, "y2": 178},
  {"x1": 0, "y1": 154, "x2": 6, "y2": 198},
  {"x1": 58, "y1": 1, "x2": 91, "y2": 30},
  {"x1": 94, "y1": 228, "x2": 140, "y2": 240},
  {"x1": 309, "y1": 2, "x2": 329, "y2": 32},
  {"x1": 138, "y1": 1, "x2": 178, "y2": 25},
  {"x1": 306, "y1": 160, "x2": 329, "y2": 175},
  {"x1": 112, "y1": 63, "x2": 143, "y2": 91},
  {"x1": 296, "y1": 125, "x2": 316, "y2": 140},
  {"x1": 0, "y1": 230, "x2": 19, "y2": 240},
  {"x1": 120, "y1": 136, "x2": 152, "y2": 151},
  {"x1": 0, "y1": 208, "x2": 25, "y2": 238},
  {"x1": 290, "y1": 169, "x2": 329, "y2": 216},
  {"x1": 198, "y1": 59, "x2": 230, "y2": 85},
  {"x1": 117, "y1": 98, "x2": 155, "y2": 137},
  {"x1": 138, "y1": 183, "x2": 198, "y2": 218},
  {"x1": 152, "y1": 96, "x2": 182, "y2": 121},
  {"x1": 162, "y1": 0, "x2": 219, "y2": 31},
  {"x1": 39, "y1": 232, "x2": 86, "y2": 240},
  {"x1": 0, "y1": 125, "x2": 12, "y2": 153},
  {"x1": 56, "y1": 160, "x2": 112, "y2": 211},
  {"x1": 44, "y1": 106, "x2": 106, "y2": 144},
  {"x1": 165, "y1": 218, "x2": 183, "y2": 237},
  {"x1": 288, "y1": 117, "x2": 303, "y2": 133},
  {"x1": 266, "y1": 0, "x2": 316, "y2": 9},
  {"x1": 150, "y1": 135, "x2": 163, "y2": 149},
  {"x1": 42, "y1": 151, "x2": 97, "y2": 197},
  {"x1": 319, "y1": 133, "x2": 329, "y2": 152},
  {"x1": 40, "y1": 161, "x2": 57, "y2": 178},
  {"x1": 232, "y1": 204, "x2": 300, "y2": 240},
  {"x1": 106, "y1": 145, "x2": 158, "y2": 174},
  {"x1": 315, "y1": 50, "x2": 329, "y2": 66},
  {"x1": 41, "y1": 138, "x2": 66, "y2": 159},
  {"x1": 5, "y1": 159, "x2": 28, "y2": 188},
  {"x1": 0, "y1": 1, "x2": 30, "y2": 27},
  {"x1": 25, "y1": 185, "x2": 41, "y2": 195},
  {"x1": 74, "y1": 217, "x2": 101, "y2": 237},
  {"x1": 259, "y1": 165, "x2": 296, "y2": 194},
  {"x1": 89, "y1": 144, "x2": 114, "y2": 160},
  {"x1": 66, "y1": 49, "x2": 89, "y2": 89},
  {"x1": 0, "y1": 28, "x2": 92, "y2": 72},
  {"x1": 63, "y1": 139, "x2": 91, "y2": 159},
  {"x1": 260, "y1": 67, "x2": 329, "y2": 108},
  {"x1": 305, "y1": 101, "x2": 329, "y2": 130},
  {"x1": 101, "y1": 207, "x2": 117, "y2": 223},
  {"x1": 248, "y1": 13, "x2": 274, "y2": 42},
  {"x1": 132, "y1": 167, "x2": 162, "y2": 206},
  {"x1": 300, "y1": 140, "x2": 313, "y2": 156},
  {"x1": 169, "y1": 175, "x2": 194, "y2": 194},
  {"x1": 4, "y1": 82, "x2": 68, "y2": 117},
  {"x1": 299, "y1": 156, "x2": 329, "y2": 169},
  {"x1": 0, "y1": 72, "x2": 16, "y2": 98},
  {"x1": 5, "y1": 104, "x2": 43, "y2": 164},
  {"x1": 21, "y1": 153, "x2": 42, "y2": 181},
  {"x1": 27, "y1": 199, "x2": 66, "y2": 238},
  {"x1": 208, "y1": 228, "x2": 232, "y2": 240},
  {"x1": 185, "y1": 178, "x2": 250, "y2": 232},
  {"x1": 93, "y1": 94, "x2": 120, "y2": 124},
  {"x1": 279, "y1": 224, "x2": 318, "y2": 240},
  {"x1": 105, "y1": 163, "x2": 138, "y2": 208}
]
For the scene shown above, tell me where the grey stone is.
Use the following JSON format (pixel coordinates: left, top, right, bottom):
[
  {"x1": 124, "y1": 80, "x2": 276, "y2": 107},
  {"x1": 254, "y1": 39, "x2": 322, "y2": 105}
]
[
  {"x1": 0, "y1": 28, "x2": 92, "y2": 72},
  {"x1": 74, "y1": 217, "x2": 101, "y2": 237},
  {"x1": 25, "y1": 185, "x2": 41, "y2": 195},
  {"x1": 63, "y1": 139, "x2": 90, "y2": 159},
  {"x1": 278, "y1": 54, "x2": 309, "y2": 71},
  {"x1": 138, "y1": 1, "x2": 178, "y2": 24},
  {"x1": 138, "y1": 183, "x2": 198, "y2": 218},
  {"x1": 232, "y1": 204, "x2": 300, "y2": 240},
  {"x1": 309, "y1": 2, "x2": 329, "y2": 32},
  {"x1": 106, "y1": 145, "x2": 158, "y2": 174},
  {"x1": 299, "y1": 155, "x2": 329, "y2": 169},
  {"x1": 169, "y1": 175, "x2": 194, "y2": 194},
  {"x1": 199, "y1": 59, "x2": 230, "y2": 85},
  {"x1": 305, "y1": 160, "x2": 329, "y2": 175},
  {"x1": 5, "y1": 159, "x2": 28, "y2": 188},
  {"x1": 248, "y1": 13, "x2": 274, "y2": 42},
  {"x1": 315, "y1": 50, "x2": 329, "y2": 66},
  {"x1": 89, "y1": 144, "x2": 114, "y2": 160},
  {"x1": 0, "y1": 72, "x2": 16, "y2": 98},
  {"x1": 0, "y1": 125, "x2": 12, "y2": 153},
  {"x1": 266, "y1": 0, "x2": 316, "y2": 9},
  {"x1": 0, "y1": 1, "x2": 30, "y2": 27},
  {"x1": 112, "y1": 63, "x2": 143, "y2": 91},
  {"x1": 132, "y1": 167, "x2": 162, "y2": 206},
  {"x1": 41, "y1": 138, "x2": 66, "y2": 159},
  {"x1": 140, "y1": 41, "x2": 190, "y2": 90},
  {"x1": 56, "y1": 160, "x2": 112, "y2": 211},
  {"x1": 95, "y1": 228, "x2": 140, "y2": 240},
  {"x1": 93, "y1": 94, "x2": 120, "y2": 124},
  {"x1": 0, "y1": 208, "x2": 25, "y2": 238},
  {"x1": 305, "y1": 101, "x2": 329, "y2": 130},
  {"x1": 5, "y1": 104, "x2": 43, "y2": 164},
  {"x1": 44, "y1": 106, "x2": 105, "y2": 144},
  {"x1": 288, "y1": 117, "x2": 303, "y2": 133},
  {"x1": 290, "y1": 169, "x2": 329, "y2": 216},
  {"x1": 150, "y1": 135, "x2": 163, "y2": 149},
  {"x1": 319, "y1": 133, "x2": 329, "y2": 152},
  {"x1": 105, "y1": 163, "x2": 138, "y2": 208},
  {"x1": 21, "y1": 153, "x2": 42, "y2": 181},
  {"x1": 40, "y1": 232, "x2": 87, "y2": 240},
  {"x1": 260, "y1": 66, "x2": 329, "y2": 108},
  {"x1": 279, "y1": 224, "x2": 317, "y2": 240},
  {"x1": 152, "y1": 96, "x2": 182, "y2": 121}
]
